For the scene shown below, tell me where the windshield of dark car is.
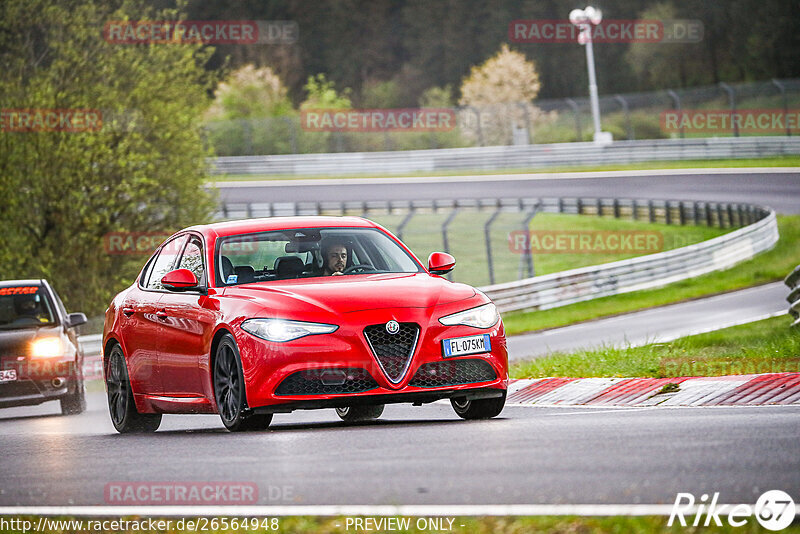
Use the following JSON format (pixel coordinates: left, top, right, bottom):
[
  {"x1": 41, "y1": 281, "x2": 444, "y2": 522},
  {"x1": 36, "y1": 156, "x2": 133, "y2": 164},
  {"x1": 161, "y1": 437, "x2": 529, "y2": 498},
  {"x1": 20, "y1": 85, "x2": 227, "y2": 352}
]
[
  {"x1": 217, "y1": 227, "x2": 422, "y2": 285},
  {"x1": 0, "y1": 286, "x2": 56, "y2": 329}
]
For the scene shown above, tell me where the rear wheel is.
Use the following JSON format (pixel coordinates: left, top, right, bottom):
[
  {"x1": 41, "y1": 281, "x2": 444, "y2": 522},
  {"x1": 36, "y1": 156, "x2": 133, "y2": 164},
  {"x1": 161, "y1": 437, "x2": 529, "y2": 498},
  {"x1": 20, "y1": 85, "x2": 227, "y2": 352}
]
[
  {"x1": 335, "y1": 404, "x2": 384, "y2": 422},
  {"x1": 106, "y1": 345, "x2": 161, "y2": 433},
  {"x1": 214, "y1": 334, "x2": 272, "y2": 432},
  {"x1": 451, "y1": 391, "x2": 506, "y2": 420}
]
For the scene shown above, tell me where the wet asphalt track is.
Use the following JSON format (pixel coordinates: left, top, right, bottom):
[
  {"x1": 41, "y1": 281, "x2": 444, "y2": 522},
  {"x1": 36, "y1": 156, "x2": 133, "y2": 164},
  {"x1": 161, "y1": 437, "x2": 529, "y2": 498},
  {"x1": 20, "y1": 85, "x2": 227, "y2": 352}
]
[
  {"x1": 213, "y1": 169, "x2": 800, "y2": 215},
  {"x1": 0, "y1": 392, "x2": 798, "y2": 506},
  {"x1": 0, "y1": 169, "x2": 798, "y2": 508}
]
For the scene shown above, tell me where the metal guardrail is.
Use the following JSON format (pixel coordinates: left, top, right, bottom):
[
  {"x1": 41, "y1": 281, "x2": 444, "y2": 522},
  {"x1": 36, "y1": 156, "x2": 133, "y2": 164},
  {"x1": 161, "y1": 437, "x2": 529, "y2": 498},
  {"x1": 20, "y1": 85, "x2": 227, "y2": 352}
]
[
  {"x1": 78, "y1": 334, "x2": 103, "y2": 379},
  {"x1": 481, "y1": 207, "x2": 778, "y2": 311},
  {"x1": 211, "y1": 137, "x2": 800, "y2": 176},
  {"x1": 786, "y1": 265, "x2": 800, "y2": 327},
  {"x1": 483, "y1": 207, "x2": 778, "y2": 313}
]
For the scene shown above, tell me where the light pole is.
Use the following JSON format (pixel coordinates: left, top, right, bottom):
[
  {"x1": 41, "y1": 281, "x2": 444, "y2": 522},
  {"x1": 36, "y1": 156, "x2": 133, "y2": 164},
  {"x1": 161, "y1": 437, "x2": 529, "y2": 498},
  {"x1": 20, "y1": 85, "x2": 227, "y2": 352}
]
[{"x1": 569, "y1": 6, "x2": 612, "y2": 144}]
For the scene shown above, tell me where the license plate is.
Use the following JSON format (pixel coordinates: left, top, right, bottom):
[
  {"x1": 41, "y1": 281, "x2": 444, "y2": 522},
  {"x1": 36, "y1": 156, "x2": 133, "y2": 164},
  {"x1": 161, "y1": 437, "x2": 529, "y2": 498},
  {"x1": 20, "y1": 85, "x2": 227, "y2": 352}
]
[
  {"x1": 442, "y1": 334, "x2": 491, "y2": 358},
  {"x1": 0, "y1": 369, "x2": 17, "y2": 383}
]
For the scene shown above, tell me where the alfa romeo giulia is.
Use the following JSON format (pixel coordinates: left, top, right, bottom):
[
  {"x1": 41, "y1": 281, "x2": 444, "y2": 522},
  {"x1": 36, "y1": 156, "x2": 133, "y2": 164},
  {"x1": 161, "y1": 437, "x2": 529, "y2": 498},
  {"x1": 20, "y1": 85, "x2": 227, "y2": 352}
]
[{"x1": 102, "y1": 217, "x2": 508, "y2": 432}]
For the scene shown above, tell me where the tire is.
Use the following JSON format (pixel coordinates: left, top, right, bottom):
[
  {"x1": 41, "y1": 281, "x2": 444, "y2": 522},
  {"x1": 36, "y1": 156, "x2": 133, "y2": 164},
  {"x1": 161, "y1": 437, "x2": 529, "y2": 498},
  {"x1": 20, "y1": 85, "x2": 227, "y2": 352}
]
[
  {"x1": 60, "y1": 374, "x2": 86, "y2": 415},
  {"x1": 451, "y1": 391, "x2": 506, "y2": 420},
  {"x1": 105, "y1": 344, "x2": 161, "y2": 433},
  {"x1": 213, "y1": 334, "x2": 272, "y2": 432},
  {"x1": 335, "y1": 404, "x2": 384, "y2": 422}
]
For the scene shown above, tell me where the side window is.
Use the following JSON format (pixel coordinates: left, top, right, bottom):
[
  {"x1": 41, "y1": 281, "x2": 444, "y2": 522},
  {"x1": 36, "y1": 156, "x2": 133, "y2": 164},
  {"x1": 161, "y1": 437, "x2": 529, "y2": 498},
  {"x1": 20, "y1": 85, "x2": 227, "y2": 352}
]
[
  {"x1": 145, "y1": 235, "x2": 188, "y2": 290},
  {"x1": 139, "y1": 254, "x2": 156, "y2": 287},
  {"x1": 177, "y1": 237, "x2": 205, "y2": 285}
]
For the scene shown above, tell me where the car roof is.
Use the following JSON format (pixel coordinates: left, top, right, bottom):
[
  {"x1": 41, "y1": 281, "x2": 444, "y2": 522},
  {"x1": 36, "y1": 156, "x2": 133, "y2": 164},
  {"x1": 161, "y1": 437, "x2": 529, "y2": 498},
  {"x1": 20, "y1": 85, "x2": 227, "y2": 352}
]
[
  {"x1": 0, "y1": 279, "x2": 44, "y2": 288},
  {"x1": 185, "y1": 216, "x2": 380, "y2": 238}
]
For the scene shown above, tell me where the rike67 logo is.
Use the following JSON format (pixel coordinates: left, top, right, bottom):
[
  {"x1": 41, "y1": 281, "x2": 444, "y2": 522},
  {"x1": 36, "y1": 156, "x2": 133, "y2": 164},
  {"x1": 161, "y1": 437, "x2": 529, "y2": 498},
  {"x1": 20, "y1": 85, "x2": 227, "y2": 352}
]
[{"x1": 669, "y1": 490, "x2": 796, "y2": 530}]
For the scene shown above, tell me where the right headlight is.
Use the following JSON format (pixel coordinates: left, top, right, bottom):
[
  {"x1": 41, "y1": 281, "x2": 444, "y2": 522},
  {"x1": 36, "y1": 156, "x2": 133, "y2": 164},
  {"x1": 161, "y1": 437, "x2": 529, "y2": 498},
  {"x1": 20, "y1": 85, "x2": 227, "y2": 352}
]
[
  {"x1": 241, "y1": 318, "x2": 338, "y2": 342},
  {"x1": 439, "y1": 302, "x2": 499, "y2": 329}
]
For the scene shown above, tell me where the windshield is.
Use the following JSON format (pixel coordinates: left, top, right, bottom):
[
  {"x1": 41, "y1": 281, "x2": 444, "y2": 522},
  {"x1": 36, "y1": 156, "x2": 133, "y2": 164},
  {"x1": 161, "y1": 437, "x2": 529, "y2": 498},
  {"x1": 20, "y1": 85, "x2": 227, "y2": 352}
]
[
  {"x1": 0, "y1": 285, "x2": 56, "y2": 329},
  {"x1": 217, "y1": 227, "x2": 422, "y2": 285}
]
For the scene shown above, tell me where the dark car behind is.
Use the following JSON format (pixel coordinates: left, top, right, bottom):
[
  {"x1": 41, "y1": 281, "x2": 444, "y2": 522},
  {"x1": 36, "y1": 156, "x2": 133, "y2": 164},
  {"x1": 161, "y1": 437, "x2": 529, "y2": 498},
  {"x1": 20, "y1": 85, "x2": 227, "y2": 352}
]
[{"x1": 0, "y1": 280, "x2": 87, "y2": 414}]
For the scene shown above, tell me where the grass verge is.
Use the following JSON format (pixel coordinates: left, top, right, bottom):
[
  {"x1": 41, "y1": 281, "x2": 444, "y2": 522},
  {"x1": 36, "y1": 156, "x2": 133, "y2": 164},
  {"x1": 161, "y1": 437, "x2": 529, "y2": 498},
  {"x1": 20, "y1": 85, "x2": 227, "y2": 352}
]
[
  {"x1": 502, "y1": 215, "x2": 800, "y2": 336},
  {"x1": 509, "y1": 315, "x2": 799, "y2": 379},
  {"x1": 209, "y1": 156, "x2": 800, "y2": 182}
]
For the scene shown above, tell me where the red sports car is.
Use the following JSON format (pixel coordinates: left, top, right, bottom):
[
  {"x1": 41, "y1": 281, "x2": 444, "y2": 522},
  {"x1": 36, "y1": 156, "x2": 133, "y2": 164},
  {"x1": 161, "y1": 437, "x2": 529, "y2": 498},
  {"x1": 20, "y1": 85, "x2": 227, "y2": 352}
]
[{"x1": 102, "y1": 217, "x2": 508, "y2": 432}]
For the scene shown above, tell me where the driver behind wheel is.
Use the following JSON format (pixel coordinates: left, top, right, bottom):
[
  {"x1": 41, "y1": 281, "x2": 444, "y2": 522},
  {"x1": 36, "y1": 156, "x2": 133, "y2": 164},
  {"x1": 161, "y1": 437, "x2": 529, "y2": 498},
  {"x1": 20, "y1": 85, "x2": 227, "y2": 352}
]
[
  {"x1": 322, "y1": 240, "x2": 347, "y2": 276},
  {"x1": 13, "y1": 293, "x2": 46, "y2": 323}
]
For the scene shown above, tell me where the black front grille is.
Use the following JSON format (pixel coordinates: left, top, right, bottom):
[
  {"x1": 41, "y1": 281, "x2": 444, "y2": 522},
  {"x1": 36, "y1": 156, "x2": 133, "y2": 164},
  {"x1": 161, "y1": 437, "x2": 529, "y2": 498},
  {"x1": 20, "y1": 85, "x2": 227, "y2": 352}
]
[
  {"x1": 363, "y1": 322, "x2": 419, "y2": 382},
  {"x1": 409, "y1": 358, "x2": 497, "y2": 388},
  {"x1": 274, "y1": 368, "x2": 378, "y2": 396},
  {"x1": 0, "y1": 379, "x2": 42, "y2": 398}
]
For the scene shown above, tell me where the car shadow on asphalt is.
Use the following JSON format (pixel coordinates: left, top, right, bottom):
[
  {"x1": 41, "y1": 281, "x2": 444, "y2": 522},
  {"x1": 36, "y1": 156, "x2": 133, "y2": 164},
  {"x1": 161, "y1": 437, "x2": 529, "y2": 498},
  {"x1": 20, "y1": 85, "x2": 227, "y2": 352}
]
[{"x1": 146, "y1": 417, "x2": 486, "y2": 436}]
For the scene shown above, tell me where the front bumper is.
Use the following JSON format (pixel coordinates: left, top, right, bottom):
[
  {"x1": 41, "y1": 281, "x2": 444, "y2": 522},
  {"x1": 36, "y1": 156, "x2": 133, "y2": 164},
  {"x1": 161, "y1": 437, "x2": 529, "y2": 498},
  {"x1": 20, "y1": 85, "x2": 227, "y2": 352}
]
[
  {"x1": 251, "y1": 387, "x2": 505, "y2": 414},
  {"x1": 0, "y1": 358, "x2": 79, "y2": 408},
  {"x1": 0, "y1": 377, "x2": 73, "y2": 408},
  {"x1": 232, "y1": 307, "x2": 509, "y2": 410}
]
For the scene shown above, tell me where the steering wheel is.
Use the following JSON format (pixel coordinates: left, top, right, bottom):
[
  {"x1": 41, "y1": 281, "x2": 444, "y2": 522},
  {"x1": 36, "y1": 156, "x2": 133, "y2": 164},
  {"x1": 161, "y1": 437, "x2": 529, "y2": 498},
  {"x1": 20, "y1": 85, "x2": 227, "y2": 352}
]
[{"x1": 342, "y1": 264, "x2": 378, "y2": 274}]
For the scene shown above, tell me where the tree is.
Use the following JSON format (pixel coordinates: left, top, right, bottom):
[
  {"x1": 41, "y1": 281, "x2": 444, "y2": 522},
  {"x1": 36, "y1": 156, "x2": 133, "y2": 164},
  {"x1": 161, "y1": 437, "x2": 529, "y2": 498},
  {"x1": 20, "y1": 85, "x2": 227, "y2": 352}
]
[
  {"x1": 205, "y1": 65, "x2": 293, "y2": 120},
  {"x1": 0, "y1": 0, "x2": 216, "y2": 316},
  {"x1": 459, "y1": 44, "x2": 543, "y2": 145},
  {"x1": 625, "y1": 2, "x2": 706, "y2": 89},
  {"x1": 459, "y1": 44, "x2": 541, "y2": 106},
  {"x1": 300, "y1": 74, "x2": 352, "y2": 110}
]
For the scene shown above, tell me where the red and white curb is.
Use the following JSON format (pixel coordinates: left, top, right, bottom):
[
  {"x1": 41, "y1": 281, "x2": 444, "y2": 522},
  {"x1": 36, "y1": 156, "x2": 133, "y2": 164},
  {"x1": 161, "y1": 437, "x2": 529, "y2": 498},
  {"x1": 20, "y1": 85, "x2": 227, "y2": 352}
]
[{"x1": 507, "y1": 373, "x2": 800, "y2": 407}]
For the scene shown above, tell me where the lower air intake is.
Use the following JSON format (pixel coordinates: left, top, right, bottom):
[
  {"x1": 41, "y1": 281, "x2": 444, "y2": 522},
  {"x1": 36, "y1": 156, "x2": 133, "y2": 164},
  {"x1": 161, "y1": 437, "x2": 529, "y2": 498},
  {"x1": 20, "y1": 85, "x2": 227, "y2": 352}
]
[
  {"x1": 274, "y1": 368, "x2": 378, "y2": 396},
  {"x1": 409, "y1": 358, "x2": 497, "y2": 387}
]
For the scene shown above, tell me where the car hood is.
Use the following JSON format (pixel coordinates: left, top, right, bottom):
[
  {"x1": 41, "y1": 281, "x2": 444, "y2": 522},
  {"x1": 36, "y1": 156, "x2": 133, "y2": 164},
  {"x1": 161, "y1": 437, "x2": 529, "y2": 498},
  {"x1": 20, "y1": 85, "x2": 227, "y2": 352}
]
[{"x1": 222, "y1": 273, "x2": 477, "y2": 315}]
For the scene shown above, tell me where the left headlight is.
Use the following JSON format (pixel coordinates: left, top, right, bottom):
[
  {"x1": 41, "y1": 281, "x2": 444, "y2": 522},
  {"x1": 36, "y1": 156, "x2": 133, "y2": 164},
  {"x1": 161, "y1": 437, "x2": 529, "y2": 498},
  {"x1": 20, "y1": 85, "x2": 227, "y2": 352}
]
[
  {"x1": 241, "y1": 319, "x2": 338, "y2": 343},
  {"x1": 439, "y1": 302, "x2": 499, "y2": 329},
  {"x1": 30, "y1": 337, "x2": 64, "y2": 358}
]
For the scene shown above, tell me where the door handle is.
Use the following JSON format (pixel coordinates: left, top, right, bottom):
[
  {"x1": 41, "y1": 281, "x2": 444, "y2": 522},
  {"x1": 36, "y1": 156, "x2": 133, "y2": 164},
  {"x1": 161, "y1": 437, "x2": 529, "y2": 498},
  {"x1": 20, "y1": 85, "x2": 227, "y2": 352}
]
[
  {"x1": 156, "y1": 310, "x2": 168, "y2": 320},
  {"x1": 122, "y1": 308, "x2": 135, "y2": 317}
]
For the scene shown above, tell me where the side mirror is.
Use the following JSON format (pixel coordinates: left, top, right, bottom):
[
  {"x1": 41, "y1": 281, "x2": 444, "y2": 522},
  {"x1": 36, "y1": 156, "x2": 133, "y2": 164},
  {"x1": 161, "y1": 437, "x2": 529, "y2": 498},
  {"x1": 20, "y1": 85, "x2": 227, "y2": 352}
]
[
  {"x1": 161, "y1": 268, "x2": 201, "y2": 291},
  {"x1": 428, "y1": 252, "x2": 456, "y2": 275},
  {"x1": 67, "y1": 312, "x2": 87, "y2": 327}
]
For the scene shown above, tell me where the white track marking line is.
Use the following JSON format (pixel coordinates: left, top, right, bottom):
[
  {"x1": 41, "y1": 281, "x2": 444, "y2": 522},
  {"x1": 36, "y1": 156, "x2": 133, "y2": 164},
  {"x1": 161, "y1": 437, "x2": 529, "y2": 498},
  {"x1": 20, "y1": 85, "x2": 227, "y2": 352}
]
[{"x1": 0, "y1": 504, "x2": 750, "y2": 517}]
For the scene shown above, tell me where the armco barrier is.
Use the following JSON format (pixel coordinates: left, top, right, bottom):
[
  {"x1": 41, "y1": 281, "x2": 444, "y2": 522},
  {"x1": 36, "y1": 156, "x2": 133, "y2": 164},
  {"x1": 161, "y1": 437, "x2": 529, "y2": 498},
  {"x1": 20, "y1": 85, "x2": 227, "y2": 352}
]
[
  {"x1": 786, "y1": 264, "x2": 800, "y2": 327},
  {"x1": 79, "y1": 335, "x2": 103, "y2": 379},
  {"x1": 482, "y1": 207, "x2": 778, "y2": 312},
  {"x1": 211, "y1": 137, "x2": 800, "y2": 176}
]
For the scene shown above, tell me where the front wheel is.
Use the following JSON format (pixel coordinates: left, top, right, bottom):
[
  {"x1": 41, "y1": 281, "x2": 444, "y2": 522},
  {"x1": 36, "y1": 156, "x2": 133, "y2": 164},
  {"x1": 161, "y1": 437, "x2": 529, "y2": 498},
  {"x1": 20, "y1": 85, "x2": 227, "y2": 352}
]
[
  {"x1": 214, "y1": 334, "x2": 272, "y2": 432},
  {"x1": 60, "y1": 375, "x2": 86, "y2": 415},
  {"x1": 105, "y1": 345, "x2": 161, "y2": 433},
  {"x1": 335, "y1": 404, "x2": 384, "y2": 422},
  {"x1": 451, "y1": 391, "x2": 506, "y2": 420}
]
